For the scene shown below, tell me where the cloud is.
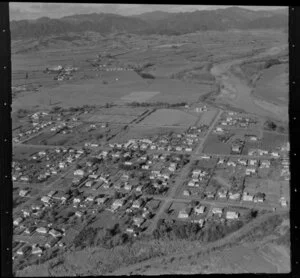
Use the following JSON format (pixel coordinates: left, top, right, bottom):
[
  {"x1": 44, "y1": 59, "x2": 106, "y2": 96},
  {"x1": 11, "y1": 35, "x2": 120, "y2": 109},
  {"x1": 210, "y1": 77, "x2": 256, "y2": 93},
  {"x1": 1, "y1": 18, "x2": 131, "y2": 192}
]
[{"x1": 9, "y1": 3, "x2": 287, "y2": 20}]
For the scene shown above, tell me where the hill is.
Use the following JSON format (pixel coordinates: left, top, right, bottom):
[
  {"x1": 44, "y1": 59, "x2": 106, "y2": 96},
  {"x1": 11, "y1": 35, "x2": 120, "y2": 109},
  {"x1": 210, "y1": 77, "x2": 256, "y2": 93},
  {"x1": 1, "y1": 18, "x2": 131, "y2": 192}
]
[{"x1": 10, "y1": 7, "x2": 288, "y2": 39}]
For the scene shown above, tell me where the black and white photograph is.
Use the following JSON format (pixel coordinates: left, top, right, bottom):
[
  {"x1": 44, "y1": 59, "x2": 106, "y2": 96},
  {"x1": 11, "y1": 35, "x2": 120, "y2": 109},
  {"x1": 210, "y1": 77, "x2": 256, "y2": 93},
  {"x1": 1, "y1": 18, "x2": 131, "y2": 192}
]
[{"x1": 7, "y1": 3, "x2": 290, "y2": 275}]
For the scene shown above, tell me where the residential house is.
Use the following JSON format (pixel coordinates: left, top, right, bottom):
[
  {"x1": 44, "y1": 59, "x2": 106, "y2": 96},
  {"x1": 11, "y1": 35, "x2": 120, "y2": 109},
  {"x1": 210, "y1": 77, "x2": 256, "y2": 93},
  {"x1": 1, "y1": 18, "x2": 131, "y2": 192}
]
[
  {"x1": 271, "y1": 152, "x2": 280, "y2": 158},
  {"x1": 31, "y1": 245, "x2": 43, "y2": 255},
  {"x1": 254, "y1": 192, "x2": 265, "y2": 203},
  {"x1": 191, "y1": 218, "x2": 205, "y2": 227},
  {"x1": 133, "y1": 217, "x2": 144, "y2": 227},
  {"x1": 227, "y1": 161, "x2": 236, "y2": 167},
  {"x1": 231, "y1": 144, "x2": 242, "y2": 153},
  {"x1": 245, "y1": 167, "x2": 256, "y2": 176},
  {"x1": 85, "y1": 196, "x2": 94, "y2": 202},
  {"x1": 19, "y1": 190, "x2": 29, "y2": 197},
  {"x1": 178, "y1": 209, "x2": 190, "y2": 219},
  {"x1": 136, "y1": 185, "x2": 143, "y2": 192},
  {"x1": 13, "y1": 217, "x2": 23, "y2": 226},
  {"x1": 132, "y1": 199, "x2": 142, "y2": 209},
  {"x1": 212, "y1": 207, "x2": 223, "y2": 215},
  {"x1": 75, "y1": 211, "x2": 83, "y2": 217},
  {"x1": 242, "y1": 192, "x2": 253, "y2": 202},
  {"x1": 124, "y1": 183, "x2": 132, "y2": 191},
  {"x1": 36, "y1": 227, "x2": 48, "y2": 234},
  {"x1": 218, "y1": 190, "x2": 228, "y2": 199},
  {"x1": 41, "y1": 196, "x2": 51, "y2": 204},
  {"x1": 45, "y1": 237, "x2": 59, "y2": 248},
  {"x1": 85, "y1": 180, "x2": 94, "y2": 187},
  {"x1": 96, "y1": 197, "x2": 108, "y2": 205},
  {"x1": 260, "y1": 160, "x2": 270, "y2": 168},
  {"x1": 111, "y1": 199, "x2": 124, "y2": 211},
  {"x1": 49, "y1": 229, "x2": 62, "y2": 238},
  {"x1": 47, "y1": 190, "x2": 57, "y2": 198},
  {"x1": 183, "y1": 190, "x2": 190, "y2": 196},
  {"x1": 248, "y1": 159, "x2": 257, "y2": 166},
  {"x1": 280, "y1": 197, "x2": 287, "y2": 207},
  {"x1": 126, "y1": 227, "x2": 134, "y2": 233},
  {"x1": 74, "y1": 169, "x2": 85, "y2": 176},
  {"x1": 226, "y1": 211, "x2": 239, "y2": 219},
  {"x1": 194, "y1": 205, "x2": 205, "y2": 214},
  {"x1": 24, "y1": 227, "x2": 35, "y2": 235}
]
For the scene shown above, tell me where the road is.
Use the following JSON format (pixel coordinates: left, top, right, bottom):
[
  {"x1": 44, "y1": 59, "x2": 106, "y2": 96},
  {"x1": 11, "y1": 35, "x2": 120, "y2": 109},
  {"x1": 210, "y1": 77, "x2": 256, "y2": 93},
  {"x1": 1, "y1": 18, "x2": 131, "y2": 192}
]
[
  {"x1": 143, "y1": 105, "x2": 285, "y2": 234},
  {"x1": 146, "y1": 195, "x2": 288, "y2": 212},
  {"x1": 194, "y1": 109, "x2": 223, "y2": 155}
]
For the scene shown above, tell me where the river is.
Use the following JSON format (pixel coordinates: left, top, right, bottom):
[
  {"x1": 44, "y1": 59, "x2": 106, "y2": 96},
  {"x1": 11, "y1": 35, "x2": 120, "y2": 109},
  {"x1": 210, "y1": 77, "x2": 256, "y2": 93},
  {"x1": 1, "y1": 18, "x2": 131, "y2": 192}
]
[{"x1": 210, "y1": 45, "x2": 288, "y2": 121}]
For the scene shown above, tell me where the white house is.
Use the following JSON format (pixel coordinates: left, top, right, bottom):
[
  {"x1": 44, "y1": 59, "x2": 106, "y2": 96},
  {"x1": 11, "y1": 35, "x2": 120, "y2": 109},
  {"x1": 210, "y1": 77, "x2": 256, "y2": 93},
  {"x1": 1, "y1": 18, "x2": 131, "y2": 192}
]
[
  {"x1": 245, "y1": 167, "x2": 256, "y2": 175},
  {"x1": 191, "y1": 218, "x2": 205, "y2": 227},
  {"x1": 242, "y1": 192, "x2": 253, "y2": 202},
  {"x1": 132, "y1": 200, "x2": 142, "y2": 209},
  {"x1": 19, "y1": 190, "x2": 29, "y2": 197},
  {"x1": 178, "y1": 209, "x2": 189, "y2": 219},
  {"x1": 112, "y1": 199, "x2": 124, "y2": 211},
  {"x1": 212, "y1": 207, "x2": 223, "y2": 215},
  {"x1": 41, "y1": 196, "x2": 51, "y2": 204},
  {"x1": 226, "y1": 211, "x2": 239, "y2": 219},
  {"x1": 183, "y1": 190, "x2": 190, "y2": 196},
  {"x1": 194, "y1": 205, "x2": 205, "y2": 214},
  {"x1": 13, "y1": 217, "x2": 23, "y2": 226},
  {"x1": 49, "y1": 229, "x2": 62, "y2": 238},
  {"x1": 36, "y1": 227, "x2": 48, "y2": 234},
  {"x1": 74, "y1": 169, "x2": 84, "y2": 176}
]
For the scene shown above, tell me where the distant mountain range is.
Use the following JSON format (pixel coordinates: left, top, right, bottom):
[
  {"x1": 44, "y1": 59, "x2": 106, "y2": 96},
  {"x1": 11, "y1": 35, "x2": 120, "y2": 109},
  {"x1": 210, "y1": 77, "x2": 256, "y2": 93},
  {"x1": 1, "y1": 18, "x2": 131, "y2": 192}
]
[{"x1": 10, "y1": 7, "x2": 288, "y2": 39}]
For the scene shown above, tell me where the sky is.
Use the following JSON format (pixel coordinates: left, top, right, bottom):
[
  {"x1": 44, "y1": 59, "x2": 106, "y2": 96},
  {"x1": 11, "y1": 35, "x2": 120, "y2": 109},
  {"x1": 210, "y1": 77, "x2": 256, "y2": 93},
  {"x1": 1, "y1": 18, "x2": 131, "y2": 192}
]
[{"x1": 9, "y1": 3, "x2": 287, "y2": 21}]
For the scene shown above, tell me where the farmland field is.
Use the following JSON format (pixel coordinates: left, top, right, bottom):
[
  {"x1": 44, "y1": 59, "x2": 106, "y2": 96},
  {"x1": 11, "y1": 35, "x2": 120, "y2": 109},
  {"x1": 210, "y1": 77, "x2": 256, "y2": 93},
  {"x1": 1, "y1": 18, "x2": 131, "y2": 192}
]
[
  {"x1": 13, "y1": 145, "x2": 39, "y2": 160},
  {"x1": 197, "y1": 110, "x2": 218, "y2": 126},
  {"x1": 120, "y1": 91, "x2": 160, "y2": 102},
  {"x1": 252, "y1": 64, "x2": 288, "y2": 106},
  {"x1": 25, "y1": 123, "x2": 122, "y2": 146},
  {"x1": 109, "y1": 125, "x2": 186, "y2": 143},
  {"x1": 140, "y1": 109, "x2": 197, "y2": 127},
  {"x1": 203, "y1": 135, "x2": 231, "y2": 155}
]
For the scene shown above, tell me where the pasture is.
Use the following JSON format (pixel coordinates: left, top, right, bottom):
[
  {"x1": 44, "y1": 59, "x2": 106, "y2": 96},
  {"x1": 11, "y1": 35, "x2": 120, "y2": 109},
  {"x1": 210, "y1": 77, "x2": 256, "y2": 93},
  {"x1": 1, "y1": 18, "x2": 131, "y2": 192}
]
[
  {"x1": 13, "y1": 146, "x2": 39, "y2": 160},
  {"x1": 140, "y1": 109, "x2": 197, "y2": 127},
  {"x1": 203, "y1": 135, "x2": 231, "y2": 155},
  {"x1": 253, "y1": 63, "x2": 288, "y2": 105},
  {"x1": 197, "y1": 109, "x2": 218, "y2": 126}
]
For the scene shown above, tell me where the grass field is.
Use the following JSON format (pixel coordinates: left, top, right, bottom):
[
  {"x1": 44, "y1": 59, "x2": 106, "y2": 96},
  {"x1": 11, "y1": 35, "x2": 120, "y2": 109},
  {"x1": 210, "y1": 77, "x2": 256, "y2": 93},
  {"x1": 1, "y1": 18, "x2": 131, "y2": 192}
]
[
  {"x1": 197, "y1": 110, "x2": 218, "y2": 126},
  {"x1": 13, "y1": 146, "x2": 39, "y2": 160},
  {"x1": 253, "y1": 64, "x2": 288, "y2": 105},
  {"x1": 140, "y1": 109, "x2": 197, "y2": 127},
  {"x1": 203, "y1": 135, "x2": 231, "y2": 155}
]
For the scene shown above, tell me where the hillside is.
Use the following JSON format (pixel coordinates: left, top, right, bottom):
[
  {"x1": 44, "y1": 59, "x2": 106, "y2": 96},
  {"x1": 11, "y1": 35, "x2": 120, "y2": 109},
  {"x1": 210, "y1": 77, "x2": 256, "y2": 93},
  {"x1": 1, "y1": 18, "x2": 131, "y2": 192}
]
[{"x1": 10, "y1": 7, "x2": 288, "y2": 39}]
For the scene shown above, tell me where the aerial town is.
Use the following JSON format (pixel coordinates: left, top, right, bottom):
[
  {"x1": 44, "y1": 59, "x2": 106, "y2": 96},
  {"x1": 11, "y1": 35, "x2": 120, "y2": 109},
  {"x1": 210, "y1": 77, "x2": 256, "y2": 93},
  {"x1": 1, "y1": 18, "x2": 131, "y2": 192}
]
[{"x1": 10, "y1": 3, "x2": 289, "y2": 276}]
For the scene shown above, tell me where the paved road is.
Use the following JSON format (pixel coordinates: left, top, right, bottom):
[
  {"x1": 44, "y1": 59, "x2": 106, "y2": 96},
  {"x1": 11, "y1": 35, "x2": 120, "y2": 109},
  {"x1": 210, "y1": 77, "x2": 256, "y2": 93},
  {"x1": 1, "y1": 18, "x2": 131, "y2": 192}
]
[
  {"x1": 146, "y1": 195, "x2": 288, "y2": 212},
  {"x1": 146, "y1": 162, "x2": 192, "y2": 234},
  {"x1": 194, "y1": 109, "x2": 222, "y2": 155}
]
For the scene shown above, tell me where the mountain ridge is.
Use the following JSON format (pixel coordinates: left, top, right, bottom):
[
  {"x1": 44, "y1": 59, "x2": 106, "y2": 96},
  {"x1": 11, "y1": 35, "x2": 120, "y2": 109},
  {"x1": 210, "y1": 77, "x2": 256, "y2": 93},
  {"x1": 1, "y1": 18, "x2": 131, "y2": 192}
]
[{"x1": 10, "y1": 7, "x2": 288, "y2": 39}]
